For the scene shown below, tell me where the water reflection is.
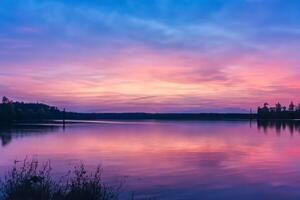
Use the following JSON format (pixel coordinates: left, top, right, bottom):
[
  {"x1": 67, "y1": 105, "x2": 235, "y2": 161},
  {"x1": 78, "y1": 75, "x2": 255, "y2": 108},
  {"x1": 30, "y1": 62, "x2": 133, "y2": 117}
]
[
  {"x1": 2, "y1": 121, "x2": 300, "y2": 199},
  {"x1": 0, "y1": 124, "x2": 60, "y2": 146},
  {"x1": 2, "y1": 120, "x2": 300, "y2": 147},
  {"x1": 257, "y1": 120, "x2": 300, "y2": 135}
]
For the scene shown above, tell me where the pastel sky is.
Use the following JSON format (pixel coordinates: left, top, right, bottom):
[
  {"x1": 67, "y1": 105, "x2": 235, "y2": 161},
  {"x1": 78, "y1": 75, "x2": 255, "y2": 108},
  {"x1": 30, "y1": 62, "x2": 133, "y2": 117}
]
[{"x1": 1, "y1": 0, "x2": 300, "y2": 112}]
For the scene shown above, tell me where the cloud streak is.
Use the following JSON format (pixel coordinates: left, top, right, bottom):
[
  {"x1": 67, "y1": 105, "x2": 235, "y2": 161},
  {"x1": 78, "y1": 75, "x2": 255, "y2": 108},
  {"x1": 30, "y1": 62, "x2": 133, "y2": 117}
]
[{"x1": 0, "y1": 0, "x2": 300, "y2": 112}]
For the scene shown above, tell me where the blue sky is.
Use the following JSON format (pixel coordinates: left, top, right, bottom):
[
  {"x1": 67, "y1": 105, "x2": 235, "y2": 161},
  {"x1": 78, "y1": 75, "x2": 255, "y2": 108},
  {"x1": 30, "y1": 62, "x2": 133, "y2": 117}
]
[{"x1": 1, "y1": 0, "x2": 300, "y2": 112}]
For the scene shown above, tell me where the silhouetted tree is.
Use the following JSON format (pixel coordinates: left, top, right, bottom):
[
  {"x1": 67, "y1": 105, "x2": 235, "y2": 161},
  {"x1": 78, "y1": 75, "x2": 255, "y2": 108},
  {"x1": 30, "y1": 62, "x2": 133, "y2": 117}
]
[
  {"x1": 260, "y1": 103, "x2": 269, "y2": 112},
  {"x1": 0, "y1": 97, "x2": 62, "y2": 123},
  {"x1": 2, "y1": 96, "x2": 10, "y2": 104},
  {"x1": 275, "y1": 102, "x2": 282, "y2": 112},
  {"x1": 296, "y1": 104, "x2": 300, "y2": 112},
  {"x1": 257, "y1": 101, "x2": 300, "y2": 119},
  {"x1": 289, "y1": 102, "x2": 295, "y2": 111},
  {"x1": 0, "y1": 96, "x2": 14, "y2": 122},
  {"x1": 283, "y1": 106, "x2": 287, "y2": 111}
]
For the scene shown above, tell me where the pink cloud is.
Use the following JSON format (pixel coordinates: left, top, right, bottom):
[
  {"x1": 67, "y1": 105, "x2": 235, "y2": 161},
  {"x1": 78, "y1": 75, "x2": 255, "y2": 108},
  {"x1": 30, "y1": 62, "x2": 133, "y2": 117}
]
[{"x1": 1, "y1": 44, "x2": 300, "y2": 112}]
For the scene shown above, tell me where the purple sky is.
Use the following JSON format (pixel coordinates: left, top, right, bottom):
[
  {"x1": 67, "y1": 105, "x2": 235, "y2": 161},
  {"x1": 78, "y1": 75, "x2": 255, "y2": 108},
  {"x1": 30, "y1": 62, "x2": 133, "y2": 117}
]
[{"x1": 1, "y1": 0, "x2": 300, "y2": 112}]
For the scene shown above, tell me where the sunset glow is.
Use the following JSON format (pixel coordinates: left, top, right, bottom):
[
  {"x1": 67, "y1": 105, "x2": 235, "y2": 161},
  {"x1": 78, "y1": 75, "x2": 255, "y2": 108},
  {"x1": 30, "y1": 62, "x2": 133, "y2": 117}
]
[{"x1": 1, "y1": 0, "x2": 300, "y2": 112}]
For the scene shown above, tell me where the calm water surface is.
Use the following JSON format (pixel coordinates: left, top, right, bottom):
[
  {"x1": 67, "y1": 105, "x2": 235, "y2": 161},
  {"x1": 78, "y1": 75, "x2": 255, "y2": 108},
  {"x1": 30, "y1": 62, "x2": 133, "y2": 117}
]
[{"x1": 1, "y1": 120, "x2": 300, "y2": 199}]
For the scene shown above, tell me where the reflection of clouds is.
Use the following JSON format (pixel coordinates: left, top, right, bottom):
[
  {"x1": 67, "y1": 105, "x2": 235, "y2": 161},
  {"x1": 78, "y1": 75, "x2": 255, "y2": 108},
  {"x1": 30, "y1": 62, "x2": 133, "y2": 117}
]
[{"x1": 2, "y1": 121, "x2": 300, "y2": 198}]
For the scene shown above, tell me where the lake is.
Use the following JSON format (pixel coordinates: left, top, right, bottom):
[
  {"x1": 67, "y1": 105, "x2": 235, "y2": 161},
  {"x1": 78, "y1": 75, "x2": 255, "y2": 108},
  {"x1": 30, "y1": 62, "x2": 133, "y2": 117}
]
[{"x1": 1, "y1": 120, "x2": 300, "y2": 200}]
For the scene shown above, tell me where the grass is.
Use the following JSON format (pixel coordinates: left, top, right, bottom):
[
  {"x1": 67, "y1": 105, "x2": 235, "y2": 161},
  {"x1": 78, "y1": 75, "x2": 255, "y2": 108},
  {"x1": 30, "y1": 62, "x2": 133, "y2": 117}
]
[{"x1": 0, "y1": 160, "x2": 120, "y2": 200}]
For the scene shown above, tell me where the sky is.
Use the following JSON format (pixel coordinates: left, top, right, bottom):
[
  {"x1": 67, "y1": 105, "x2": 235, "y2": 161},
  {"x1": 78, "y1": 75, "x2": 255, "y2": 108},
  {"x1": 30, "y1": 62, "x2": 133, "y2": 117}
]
[{"x1": 1, "y1": 0, "x2": 300, "y2": 113}]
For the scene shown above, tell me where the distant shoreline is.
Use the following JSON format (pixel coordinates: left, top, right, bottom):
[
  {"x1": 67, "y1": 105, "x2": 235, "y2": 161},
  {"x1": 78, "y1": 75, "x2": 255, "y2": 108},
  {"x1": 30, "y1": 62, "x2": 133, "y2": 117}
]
[
  {"x1": 2, "y1": 97, "x2": 300, "y2": 122},
  {"x1": 0, "y1": 113, "x2": 256, "y2": 126},
  {"x1": 63, "y1": 112, "x2": 256, "y2": 121}
]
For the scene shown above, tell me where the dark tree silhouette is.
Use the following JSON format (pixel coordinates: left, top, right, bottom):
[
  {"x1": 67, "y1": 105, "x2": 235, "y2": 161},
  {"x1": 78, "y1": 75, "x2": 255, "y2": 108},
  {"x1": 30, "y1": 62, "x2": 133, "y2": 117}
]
[
  {"x1": 289, "y1": 102, "x2": 295, "y2": 111},
  {"x1": 275, "y1": 103, "x2": 282, "y2": 112},
  {"x1": 0, "y1": 97, "x2": 62, "y2": 123},
  {"x1": 258, "y1": 102, "x2": 300, "y2": 119},
  {"x1": 297, "y1": 104, "x2": 300, "y2": 112},
  {"x1": 2, "y1": 96, "x2": 10, "y2": 104}
]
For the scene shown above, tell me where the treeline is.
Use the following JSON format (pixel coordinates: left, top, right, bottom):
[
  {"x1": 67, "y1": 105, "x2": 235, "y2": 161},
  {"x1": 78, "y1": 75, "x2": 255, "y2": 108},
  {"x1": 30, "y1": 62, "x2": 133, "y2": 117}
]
[
  {"x1": 1, "y1": 96, "x2": 256, "y2": 122},
  {"x1": 65, "y1": 112, "x2": 255, "y2": 120},
  {"x1": 6, "y1": 96, "x2": 300, "y2": 122},
  {"x1": 257, "y1": 102, "x2": 300, "y2": 119},
  {"x1": 0, "y1": 97, "x2": 62, "y2": 123}
]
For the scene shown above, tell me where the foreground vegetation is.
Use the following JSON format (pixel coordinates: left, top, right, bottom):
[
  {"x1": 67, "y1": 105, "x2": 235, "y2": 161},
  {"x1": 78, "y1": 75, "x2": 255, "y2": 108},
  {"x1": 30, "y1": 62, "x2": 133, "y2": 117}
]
[{"x1": 0, "y1": 160, "x2": 120, "y2": 200}]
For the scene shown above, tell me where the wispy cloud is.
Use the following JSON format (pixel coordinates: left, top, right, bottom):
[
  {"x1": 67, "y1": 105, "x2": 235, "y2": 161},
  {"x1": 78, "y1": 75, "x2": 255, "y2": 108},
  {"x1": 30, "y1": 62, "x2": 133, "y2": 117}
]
[{"x1": 1, "y1": 0, "x2": 300, "y2": 112}]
